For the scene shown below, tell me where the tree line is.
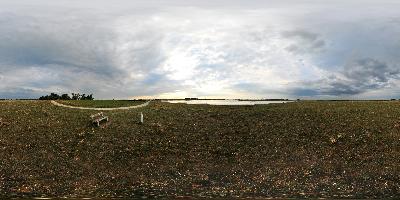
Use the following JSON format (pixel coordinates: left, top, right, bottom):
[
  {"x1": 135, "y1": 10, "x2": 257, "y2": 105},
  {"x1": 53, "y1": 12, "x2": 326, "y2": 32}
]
[{"x1": 39, "y1": 93, "x2": 94, "y2": 100}]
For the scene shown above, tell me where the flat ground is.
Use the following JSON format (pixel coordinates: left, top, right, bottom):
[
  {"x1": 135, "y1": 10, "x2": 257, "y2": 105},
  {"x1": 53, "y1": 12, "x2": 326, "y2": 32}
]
[
  {"x1": 57, "y1": 100, "x2": 147, "y2": 108},
  {"x1": 0, "y1": 100, "x2": 399, "y2": 198}
]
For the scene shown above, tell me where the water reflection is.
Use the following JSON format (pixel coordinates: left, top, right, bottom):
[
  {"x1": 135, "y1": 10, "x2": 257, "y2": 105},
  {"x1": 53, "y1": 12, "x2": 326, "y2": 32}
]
[{"x1": 164, "y1": 100, "x2": 292, "y2": 105}]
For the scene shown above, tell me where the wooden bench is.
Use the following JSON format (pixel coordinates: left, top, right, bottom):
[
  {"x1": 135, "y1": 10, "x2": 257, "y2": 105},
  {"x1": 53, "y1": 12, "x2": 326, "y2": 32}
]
[
  {"x1": 90, "y1": 112, "x2": 108, "y2": 127},
  {"x1": 0, "y1": 118, "x2": 7, "y2": 127}
]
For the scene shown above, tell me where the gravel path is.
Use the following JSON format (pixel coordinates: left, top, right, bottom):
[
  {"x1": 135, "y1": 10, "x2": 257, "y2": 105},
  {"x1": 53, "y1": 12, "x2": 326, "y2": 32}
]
[{"x1": 50, "y1": 100, "x2": 151, "y2": 110}]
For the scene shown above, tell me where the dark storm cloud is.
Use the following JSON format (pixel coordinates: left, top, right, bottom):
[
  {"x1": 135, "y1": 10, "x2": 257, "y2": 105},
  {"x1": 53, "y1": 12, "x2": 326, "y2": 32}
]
[
  {"x1": 343, "y1": 58, "x2": 399, "y2": 84},
  {"x1": 281, "y1": 30, "x2": 326, "y2": 54},
  {"x1": 291, "y1": 58, "x2": 400, "y2": 97}
]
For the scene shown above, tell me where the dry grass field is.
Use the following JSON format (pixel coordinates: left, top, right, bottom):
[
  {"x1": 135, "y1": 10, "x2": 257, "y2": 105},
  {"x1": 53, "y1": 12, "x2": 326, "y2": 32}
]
[{"x1": 0, "y1": 100, "x2": 399, "y2": 198}]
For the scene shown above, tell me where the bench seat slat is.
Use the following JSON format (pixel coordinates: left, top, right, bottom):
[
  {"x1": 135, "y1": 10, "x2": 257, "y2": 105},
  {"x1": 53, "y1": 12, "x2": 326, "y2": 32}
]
[{"x1": 91, "y1": 112, "x2": 108, "y2": 126}]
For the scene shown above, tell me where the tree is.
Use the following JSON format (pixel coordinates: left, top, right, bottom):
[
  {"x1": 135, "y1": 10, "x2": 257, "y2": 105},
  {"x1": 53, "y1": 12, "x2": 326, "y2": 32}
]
[
  {"x1": 39, "y1": 92, "x2": 94, "y2": 100},
  {"x1": 60, "y1": 94, "x2": 71, "y2": 100},
  {"x1": 86, "y1": 94, "x2": 94, "y2": 100},
  {"x1": 49, "y1": 93, "x2": 60, "y2": 100},
  {"x1": 39, "y1": 93, "x2": 60, "y2": 100},
  {"x1": 71, "y1": 93, "x2": 81, "y2": 100},
  {"x1": 80, "y1": 94, "x2": 94, "y2": 100}
]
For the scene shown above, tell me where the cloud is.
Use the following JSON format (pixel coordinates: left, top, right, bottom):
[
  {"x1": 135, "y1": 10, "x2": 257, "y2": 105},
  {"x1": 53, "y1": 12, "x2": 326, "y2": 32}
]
[
  {"x1": 290, "y1": 58, "x2": 400, "y2": 97},
  {"x1": 0, "y1": 9, "x2": 180, "y2": 99},
  {"x1": 1, "y1": 1, "x2": 400, "y2": 99},
  {"x1": 281, "y1": 30, "x2": 326, "y2": 54}
]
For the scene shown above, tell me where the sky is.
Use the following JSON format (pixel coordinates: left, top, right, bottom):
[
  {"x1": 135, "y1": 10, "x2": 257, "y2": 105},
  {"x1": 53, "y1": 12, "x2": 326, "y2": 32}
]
[{"x1": 1, "y1": 0, "x2": 400, "y2": 99}]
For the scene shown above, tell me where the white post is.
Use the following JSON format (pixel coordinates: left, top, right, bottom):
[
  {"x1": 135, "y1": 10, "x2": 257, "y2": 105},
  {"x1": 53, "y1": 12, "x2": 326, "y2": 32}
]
[{"x1": 140, "y1": 112, "x2": 144, "y2": 124}]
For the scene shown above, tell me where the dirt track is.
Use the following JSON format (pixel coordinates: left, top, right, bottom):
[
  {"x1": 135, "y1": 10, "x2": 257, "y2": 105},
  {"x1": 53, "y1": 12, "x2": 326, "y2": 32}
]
[{"x1": 50, "y1": 100, "x2": 151, "y2": 110}]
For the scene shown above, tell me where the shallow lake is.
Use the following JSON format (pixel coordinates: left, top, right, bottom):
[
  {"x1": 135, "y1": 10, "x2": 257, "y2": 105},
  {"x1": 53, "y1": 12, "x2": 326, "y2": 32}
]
[{"x1": 164, "y1": 100, "x2": 293, "y2": 105}]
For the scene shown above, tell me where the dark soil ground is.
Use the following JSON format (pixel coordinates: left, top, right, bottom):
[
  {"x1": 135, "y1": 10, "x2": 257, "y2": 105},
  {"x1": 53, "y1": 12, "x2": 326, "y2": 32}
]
[{"x1": 0, "y1": 100, "x2": 399, "y2": 199}]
